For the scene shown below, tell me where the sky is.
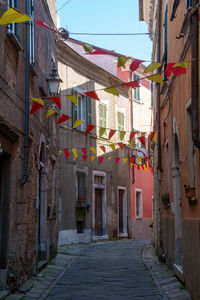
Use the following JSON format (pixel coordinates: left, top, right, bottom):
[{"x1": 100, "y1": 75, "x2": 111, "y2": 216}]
[{"x1": 56, "y1": 0, "x2": 152, "y2": 62}]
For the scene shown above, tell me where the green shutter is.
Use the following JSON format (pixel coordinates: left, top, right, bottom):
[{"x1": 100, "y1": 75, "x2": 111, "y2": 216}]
[
  {"x1": 71, "y1": 90, "x2": 77, "y2": 127},
  {"x1": 87, "y1": 96, "x2": 92, "y2": 125}
]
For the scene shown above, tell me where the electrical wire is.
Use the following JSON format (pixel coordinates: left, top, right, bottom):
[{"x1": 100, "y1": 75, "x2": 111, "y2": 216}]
[{"x1": 69, "y1": 32, "x2": 156, "y2": 36}]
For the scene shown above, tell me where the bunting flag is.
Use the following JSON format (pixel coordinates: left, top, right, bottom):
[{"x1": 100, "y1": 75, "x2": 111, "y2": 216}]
[
  {"x1": 165, "y1": 63, "x2": 176, "y2": 77},
  {"x1": 118, "y1": 142, "x2": 124, "y2": 150},
  {"x1": 137, "y1": 164, "x2": 140, "y2": 170},
  {"x1": 148, "y1": 74, "x2": 163, "y2": 85},
  {"x1": 171, "y1": 66, "x2": 186, "y2": 76},
  {"x1": 30, "y1": 102, "x2": 43, "y2": 114},
  {"x1": 104, "y1": 87, "x2": 119, "y2": 97},
  {"x1": 0, "y1": 7, "x2": 32, "y2": 25},
  {"x1": 130, "y1": 157, "x2": 135, "y2": 163},
  {"x1": 118, "y1": 56, "x2": 129, "y2": 68},
  {"x1": 36, "y1": 20, "x2": 57, "y2": 33},
  {"x1": 174, "y1": 62, "x2": 189, "y2": 68},
  {"x1": 125, "y1": 81, "x2": 140, "y2": 88},
  {"x1": 73, "y1": 120, "x2": 84, "y2": 128},
  {"x1": 46, "y1": 108, "x2": 56, "y2": 118},
  {"x1": 130, "y1": 163, "x2": 134, "y2": 168},
  {"x1": 49, "y1": 96, "x2": 61, "y2": 109},
  {"x1": 130, "y1": 59, "x2": 144, "y2": 72},
  {"x1": 64, "y1": 148, "x2": 70, "y2": 159},
  {"x1": 90, "y1": 49, "x2": 111, "y2": 55},
  {"x1": 120, "y1": 131, "x2": 126, "y2": 140},
  {"x1": 85, "y1": 124, "x2": 96, "y2": 134},
  {"x1": 85, "y1": 91, "x2": 100, "y2": 101},
  {"x1": 107, "y1": 157, "x2": 112, "y2": 160},
  {"x1": 81, "y1": 148, "x2": 87, "y2": 155},
  {"x1": 82, "y1": 155, "x2": 87, "y2": 161},
  {"x1": 65, "y1": 95, "x2": 78, "y2": 106},
  {"x1": 150, "y1": 168, "x2": 154, "y2": 174},
  {"x1": 115, "y1": 157, "x2": 120, "y2": 164},
  {"x1": 91, "y1": 155, "x2": 95, "y2": 162},
  {"x1": 72, "y1": 148, "x2": 78, "y2": 160},
  {"x1": 83, "y1": 44, "x2": 93, "y2": 53},
  {"x1": 100, "y1": 146, "x2": 106, "y2": 153},
  {"x1": 129, "y1": 131, "x2": 136, "y2": 141},
  {"x1": 150, "y1": 131, "x2": 156, "y2": 142},
  {"x1": 90, "y1": 147, "x2": 96, "y2": 155},
  {"x1": 138, "y1": 157, "x2": 142, "y2": 163},
  {"x1": 138, "y1": 136, "x2": 145, "y2": 145},
  {"x1": 32, "y1": 98, "x2": 45, "y2": 106},
  {"x1": 129, "y1": 140, "x2": 134, "y2": 149},
  {"x1": 141, "y1": 132, "x2": 146, "y2": 136},
  {"x1": 58, "y1": 150, "x2": 62, "y2": 155},
  {"x1": 108, "y1": 129, "x2": 116, "y2": 140},
  {"x1": 99, "y1": 127, "x2": 106, "y2": 137},
  {"x1": 110, "y1": 144, "x2": 116, "y2": 152},
  {"x1": 99, "y1": 157, "x2": 104, "y2": 163},
  {"x1": 144, "y1": 62, "x2": 162, "y2": 73},
  {"x1": 123, "y1": 158, "x2": 128, "y2": 164},
  {"x1": 57, "y1": 114, "x2": 70, "y2": 124}
]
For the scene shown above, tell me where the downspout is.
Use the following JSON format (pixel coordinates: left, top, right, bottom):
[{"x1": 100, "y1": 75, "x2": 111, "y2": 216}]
[
  {"x1": 21, "y1": 0, "x2": 30, "y2": 185},
  {"x1": 191, "y1": 0, "x2": 200, "y2": 149}
]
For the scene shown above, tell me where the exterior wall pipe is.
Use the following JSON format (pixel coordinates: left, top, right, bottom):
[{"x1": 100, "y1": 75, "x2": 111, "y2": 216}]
[
  {"x1": 191, "y1": 0, "x2": 200, "y2": 149},
  {"x1": 21, "y1": 0, "x2": 30, "y2": 185}
]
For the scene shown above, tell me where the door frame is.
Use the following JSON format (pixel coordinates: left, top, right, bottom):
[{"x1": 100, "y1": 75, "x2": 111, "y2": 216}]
[{"x1": 117, "y1": 186, "x2": 127, "y2": 237}]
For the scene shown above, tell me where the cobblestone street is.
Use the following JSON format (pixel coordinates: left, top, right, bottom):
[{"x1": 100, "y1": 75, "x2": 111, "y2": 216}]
[{"x1": 4, "y1": 240, "x2": 192, "y2": 300}]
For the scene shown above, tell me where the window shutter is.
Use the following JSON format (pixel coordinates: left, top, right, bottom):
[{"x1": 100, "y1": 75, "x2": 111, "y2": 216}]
[
  {"x1": 86, "y1": 96, "x2": 92, "y2": 125},
  {"x1": 71, "y1": 89, "x2": 77, "y2": 127}
]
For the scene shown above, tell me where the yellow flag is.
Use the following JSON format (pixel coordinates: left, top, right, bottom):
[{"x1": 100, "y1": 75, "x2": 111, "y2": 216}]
[
  {"x1": 32, "y1": 98, "x2": 44, "y2": 106},
  {"x1": 130, "y1": 163, "x2": 134, "y2": 168},
  {"x1": 123, "y1": 158, "x2": 128, "y2": 164},
  {"x1": 99, "y1": 127, "x2": 106, "y2": 137},
  {"x1": 73, "y1": 120, "x2": 83, "y2": 128},
  {"x1": 58, "y1": 150, "x2": 62, "y2": 155},
  {"x1": 65, "y1": 95, "x2": 78, "y2": 107},
  {"x1": 144, "y1": 62, "x2": 162, "y2": 73},
  {"x1": 148, "y1": 74, "x2": 163, "y2": 85},
  {"x1": 129, "y1": 141, "x2": 134, "y2": 149},
  {"x1": 46, "y1": 109, "x2": 56, "y2": 118},
  {"x1": 107, "y1": 157, "x2": 112, "y2": 160},
  {"x1": 138, "y1": 157, "x2": 142, "y2": 163},
  {"x1": 72, "y1": 148, "x2": 78, "y2": 160},
  {"x1": 153, "y1": 132, "x2": 157, "y2": 143},
  {"x1": 174, "y1": 62, "x2": 189, "y2": 68},
  {"x1": 118, "y1": 56, "x2": 129, "y2": 68},
  {"x1": 0, "y1": 8, "x2": 32, "y2": 25},
  {"x1": 110, "y1": 144, "x2": 116, "y2": 152},
  {"x1": 91, "y1": 155, "x2": 95, "y2": 162},
  {"x1": 104, "y1": 87, "x2": 119, "y2": 97},
  {"x1": 141, "y1": 132, "x2": 146, "y2": 136},
  {"x1": 83, "y1": 44, "x2": 93, "y2": 53},
  {"x1": 90, "y1": 147, "x2": 96, "y2": 155},
  {"x1": 120, "y1": 131, "x2": 126, "y2": 140},
  {"x1": 140, "y1": 165, "x2": 143, "y2": 170}
]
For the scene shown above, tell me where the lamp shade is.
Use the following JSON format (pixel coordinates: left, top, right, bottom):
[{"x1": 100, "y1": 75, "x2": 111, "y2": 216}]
[{"x1": 47, "y1": 64, "x2": 62, "y2": 96}]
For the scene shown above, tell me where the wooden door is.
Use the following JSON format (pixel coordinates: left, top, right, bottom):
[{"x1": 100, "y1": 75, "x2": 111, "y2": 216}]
[
  {"x1": 94, "y1": 188, "x2": 103, "y2": 236},
  {"x1": 119, "y1": 190, "x2": 123, "y2": 234}
]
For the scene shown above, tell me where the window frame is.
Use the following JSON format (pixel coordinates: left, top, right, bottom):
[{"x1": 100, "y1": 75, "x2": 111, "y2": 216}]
[
  {"x1": 99, "y1": 103, "x2": 107, "y2": 138},
  {"x1": 132, "y1": 73, "x2": 140, "y2": 102},
  {"x1": 135, "y1": 189, "x2": 142, "y2": 219},
  {"x1": 117, "y1": 111, "x2": 125, "y2": 140},
  {"x1": 7, "y1": 0, "x2": 19, "y2": 40}
]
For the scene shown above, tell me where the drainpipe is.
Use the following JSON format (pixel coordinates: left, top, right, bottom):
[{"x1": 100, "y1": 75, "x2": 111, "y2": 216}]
[
  {"x1": 21, "y1": 0, "x2": 30, "y2": 185},
  {"x1": 191, "y1": 0, "x2": 200, "y2": 149}
]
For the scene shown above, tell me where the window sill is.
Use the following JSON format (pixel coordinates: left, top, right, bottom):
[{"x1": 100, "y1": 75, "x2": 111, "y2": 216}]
[{"x1": 6, "y1": 32, "x2": 22, "y2": 51}]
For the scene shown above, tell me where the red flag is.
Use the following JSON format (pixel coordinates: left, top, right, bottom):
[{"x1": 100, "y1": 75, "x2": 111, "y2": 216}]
[
  {"x1": 137, "y1": 164, "x2": 140, "y2": 170},
  {"x1": 130, "y1": 59, "x2": 144, "y2": 72},
  {"x1": 85, "y1": 124, "x2": 95, "y2": 134},
  {"x1": 115, "y1": 157, "x2": 120, "y2": 164},
  {"x1": 64, "y1": 148, "x2": 70, "y2": 159},
  {"x1": 150, "y1": 168, "x2": 154, "y2": 174},
  {"x1": 138, "y1": 136, "x2": 145, "y2": 146},
  {"x1": 129, "y1": 131, "x2": 136, "y2": 141},
  {"x1": 90, "y1": 49, "x2": 111, "y2": 55},
  {"x1": 57, "y1": 114, "x2": 70, "y2": 124},
  {"x1": 50, "y1": 97, "x2": 61, "y2": 109},
  {"x1": 30, "y1": 102, "x2": 43, "y2": 114},
  {"x1": 81, "y1": 148, "x2": 87, "y2": 155},
  {"x1": 99, "y1": 157, "x2": 104, "y2": 163},
  {"x1": 125, "y1": 81, "x2": 140, "y2": 88},
  {"x1": 100, "y1": 146, "x2": 106, "y2": 153},
  {"x1": 118, "y1": 143, "x2": 124, "y2": 150},
  {"x1": 108, "y1": 129, "x2": 116, "y2": 140},
  {"x1": 130, "y1": 157, "x2": 135, "y2": 163},
  {"x1": 85, "y1": 91, "x2": 100, "y2": 101},
  {"x1": 145, "y1": 156, "x2": 149, "y2": 162},
  {"x1": 150, "y1": 132, "x2": 156, "y2": 141},
  {"x1": 82, "y1": 155, "x2": 87, "y2": 161},
  {"x1": 165, "y1": 63, "x2": 176, "y2": 77},
  {"x1": 171, "y1": 66, "x2": 186, "y2": 76},
  {"x1": 36, "y1": 20, "x2": 57, "y2": 33}
]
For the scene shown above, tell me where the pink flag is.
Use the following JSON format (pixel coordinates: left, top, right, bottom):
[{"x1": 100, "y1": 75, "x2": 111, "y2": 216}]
[
  {"x1": 85, "y1": 124, "x2": 95, "y2": 134},
  {"x1": 30, "y1": 102, "x2": 43, "y2": 114},
  {"x1": 57, "y1": 114, "x2": 70, "y2": 124},
  {"x1": 130, "y1": 59, "x2": 144, "y2": 72},
  {"x1": 85, "y1": 91, "x2": 100, "y2": 101},
  {"x1": 108, "y1": 129, "x2": 116, "y2": 140},
  {"x1": 115, "y1": 157, "x2": 120, "y2": 164},
  {"x1": 64, "y1": 148, "x2": 70, "y2": 159},
  {"x1": 118, "y1": 143, "x2": 124, "y2": 150},
  {"x1": 49, "y1": 96, "x2": 61, "y2": 109},
  {"x1": 100, "y1": 146, "x2": 106, "y2": 153},
  {"x1": 99, "y1": 157, "x2": 104, "y2": 163}
]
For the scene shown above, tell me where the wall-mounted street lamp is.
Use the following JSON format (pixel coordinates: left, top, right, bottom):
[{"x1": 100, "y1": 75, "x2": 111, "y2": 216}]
[{"x1": 47, "y1": 64, "x2": 62, "y2": 96}]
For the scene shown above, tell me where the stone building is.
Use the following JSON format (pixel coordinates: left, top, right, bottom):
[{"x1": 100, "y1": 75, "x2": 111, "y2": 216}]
[
  {"x1": 0, "y1": 0, "x2": 59, "y2": 289},
  {"x1": 57, "y1": 39, "x2": 131, "y2": 244},
  {"x1": 139, "y1": 0, "x2": 200, "y2": 299}
]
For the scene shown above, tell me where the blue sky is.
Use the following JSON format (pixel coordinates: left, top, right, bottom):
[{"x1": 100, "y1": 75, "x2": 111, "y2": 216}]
[{"x1": 56, "y1": 0, "x2": 152, "y2": 61}]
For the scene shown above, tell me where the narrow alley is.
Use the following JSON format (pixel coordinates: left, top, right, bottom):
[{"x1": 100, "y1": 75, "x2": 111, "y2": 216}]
[{"x1": 5, "y1": 240, "x2": 191, "y2": 300}]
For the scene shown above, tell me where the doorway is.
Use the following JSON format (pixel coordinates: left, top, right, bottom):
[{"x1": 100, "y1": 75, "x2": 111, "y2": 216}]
[
  {"x1": 94, "y1": 188, "x2": 103, "y2": 236},
  {"x1": 118, "y1": 188, "x2": 127, "y2": 235}
]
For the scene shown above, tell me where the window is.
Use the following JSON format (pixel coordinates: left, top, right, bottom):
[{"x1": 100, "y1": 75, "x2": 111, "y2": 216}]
[
  {"x1": 72, "y1": 93, "x2": 92, "y2": 132},
  {"x1": 186, "y1": 0, "x2": 192, "y2": 10},
  {"x1": 29, "y1": 0, "x2": 34, "y2": 64},
  {"x1": 135, "y1": 190, "x2": 142, "y2": 218},
  {"x1": 7, "y1": 0, "x2": 19, "y2": 39},
  {"x1": 165, "y1": 143, "x2": 170, "y2": 193},
  {"x1": 132, "y1": 73, "x2": 140, "y2": 102},
  {"x1": 117, "y1": 111, "x2": 125, "y2": 139},
  {"x1": 76, "y1": 172, "x2": 86, "y2": 233},
  {"x1": 99, "y1": 103, "x2": 107, "y2": 138},
  {"x1": 77, "y1": 172, "x2": 86, "y2": 202}
]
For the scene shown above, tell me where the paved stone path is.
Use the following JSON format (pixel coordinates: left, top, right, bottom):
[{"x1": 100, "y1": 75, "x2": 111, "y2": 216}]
[{"x1": 4, "y1": 240, "x2": 192, "y2": 300}]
